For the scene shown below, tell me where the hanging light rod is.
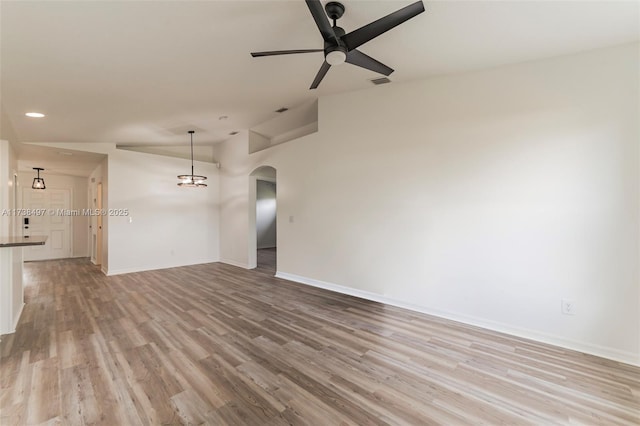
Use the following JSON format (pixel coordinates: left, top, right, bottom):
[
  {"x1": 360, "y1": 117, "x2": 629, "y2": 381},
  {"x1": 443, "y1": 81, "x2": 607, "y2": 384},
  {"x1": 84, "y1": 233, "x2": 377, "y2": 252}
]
[
  {"x1": 32, "y1": 167, "x2": 46, "y2": 190},
  {"x1": 177, "y1": 130, "x2": 207, "y2": 187}
]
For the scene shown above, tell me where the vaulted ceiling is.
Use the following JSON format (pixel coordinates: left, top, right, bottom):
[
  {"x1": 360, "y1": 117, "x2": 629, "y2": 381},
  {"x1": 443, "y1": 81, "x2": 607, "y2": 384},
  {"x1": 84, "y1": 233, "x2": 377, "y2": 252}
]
[{"x1": 2, "y1": 1, "x2": 638, "y2": 147}]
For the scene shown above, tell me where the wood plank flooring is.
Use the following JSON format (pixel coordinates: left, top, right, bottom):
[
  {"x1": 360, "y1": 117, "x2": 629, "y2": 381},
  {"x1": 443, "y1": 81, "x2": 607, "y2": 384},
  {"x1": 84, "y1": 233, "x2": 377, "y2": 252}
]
[
  {"x1": 257, "y1": 248, "x2": 276, "y2": 274},
  {"x1": 0, "y1": 258, "x2": 638, "y2": 425}
]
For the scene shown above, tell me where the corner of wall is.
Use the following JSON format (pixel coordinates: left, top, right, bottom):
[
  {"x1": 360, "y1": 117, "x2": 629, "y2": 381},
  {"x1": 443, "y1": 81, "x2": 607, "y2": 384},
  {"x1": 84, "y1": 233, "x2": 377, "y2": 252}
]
[
  {"x1": 0, "y1": 104, "x2": 18, "y2": 144},
  {"x1": 101, "y1": 156, "x2": 109, "y2": 274}
]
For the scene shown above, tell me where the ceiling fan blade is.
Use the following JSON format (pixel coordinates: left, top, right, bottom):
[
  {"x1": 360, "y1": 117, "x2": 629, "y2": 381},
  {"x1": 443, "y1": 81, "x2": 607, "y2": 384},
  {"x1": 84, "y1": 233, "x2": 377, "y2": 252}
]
[
  {"x1": 345, "y1": 49, "x2": 394, "y2": 76},
  {"x1": 310, "y1": 61, "x2": 331, "y2": 89},
  {"x1": 305, "y1": 0, "x2": 338, "y2": 44},
  {"x1": 251, "y1": 49, "x2": 323, "y2": 57},
  {"x1": 342, "y1": 1, "x2": 425, "y2": 51}
]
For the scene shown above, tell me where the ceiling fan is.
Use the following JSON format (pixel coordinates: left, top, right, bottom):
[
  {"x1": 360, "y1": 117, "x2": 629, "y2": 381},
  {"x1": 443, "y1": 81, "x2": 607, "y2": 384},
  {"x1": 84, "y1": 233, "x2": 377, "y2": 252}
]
[{"x1": 251, "y1": 0, "x2": 425, "y2": 89}]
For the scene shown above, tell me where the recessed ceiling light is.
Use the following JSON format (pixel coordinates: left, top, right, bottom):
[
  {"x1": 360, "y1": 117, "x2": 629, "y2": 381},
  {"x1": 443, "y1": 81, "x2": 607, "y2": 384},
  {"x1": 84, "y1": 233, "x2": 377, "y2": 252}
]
[{"x1": 25, "y1": 112, "x2": 45, "y2": 118}]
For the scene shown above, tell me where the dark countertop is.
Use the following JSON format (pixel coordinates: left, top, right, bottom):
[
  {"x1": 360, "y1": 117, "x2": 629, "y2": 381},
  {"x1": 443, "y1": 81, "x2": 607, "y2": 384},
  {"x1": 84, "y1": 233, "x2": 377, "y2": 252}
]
[{"x1": 0, "y1": 236, "x2": 48, "y2": 248}]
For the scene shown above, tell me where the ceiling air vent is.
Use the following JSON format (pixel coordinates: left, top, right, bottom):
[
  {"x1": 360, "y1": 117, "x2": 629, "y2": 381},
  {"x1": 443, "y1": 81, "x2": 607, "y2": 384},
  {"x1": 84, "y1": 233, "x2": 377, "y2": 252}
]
[
  {"x1": 229, "y1": 131, "x2": 239, "y2": 136},
  {"x1": 370, "y1": 77, "x2": 391, "y2": 85},
  {"x1": 275, "y1": 107, "x2": 289, "y2": 113}
]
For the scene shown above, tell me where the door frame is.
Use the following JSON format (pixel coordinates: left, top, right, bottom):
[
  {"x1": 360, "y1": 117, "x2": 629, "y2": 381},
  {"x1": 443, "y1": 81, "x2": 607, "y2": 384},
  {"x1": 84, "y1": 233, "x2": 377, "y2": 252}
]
[
  {"x1": 248, "y1": 166, "x2": 277, "y2": 270},
  {"x1": 96, "y1": 182, "x2": 103, "y2": 265},
  {"x1": 12, "y1": 173, "x2": 18, "y2": 236}
]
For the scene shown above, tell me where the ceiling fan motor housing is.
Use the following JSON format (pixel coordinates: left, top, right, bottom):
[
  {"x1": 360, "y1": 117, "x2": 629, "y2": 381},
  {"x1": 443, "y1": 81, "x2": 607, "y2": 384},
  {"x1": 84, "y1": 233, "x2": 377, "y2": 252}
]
[
  {"x1": 330, "y1": 26, "x2": 346, "y2": 40},
  {"x1": 325, "y1": 2, "x2": 345, "y2": 20},
  {"x1": 250, "y1": 0, "x2": 426, "y2": 89},
  {"x1": 324, "y1": 25, "x2": 347, "y2": 65}
]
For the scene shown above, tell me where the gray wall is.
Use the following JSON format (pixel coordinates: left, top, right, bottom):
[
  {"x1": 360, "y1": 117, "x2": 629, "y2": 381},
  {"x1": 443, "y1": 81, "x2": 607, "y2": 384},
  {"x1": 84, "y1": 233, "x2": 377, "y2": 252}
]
[{"x1": 256, "y1": 180, "x2": 276, "y2": 249}]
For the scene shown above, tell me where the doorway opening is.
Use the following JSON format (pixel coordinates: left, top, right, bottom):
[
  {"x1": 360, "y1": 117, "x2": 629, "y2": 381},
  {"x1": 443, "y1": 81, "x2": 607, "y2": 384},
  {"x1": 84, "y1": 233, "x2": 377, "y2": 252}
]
[{"x1": 248, "y1": 166, "x2": 277, "y2": 273}]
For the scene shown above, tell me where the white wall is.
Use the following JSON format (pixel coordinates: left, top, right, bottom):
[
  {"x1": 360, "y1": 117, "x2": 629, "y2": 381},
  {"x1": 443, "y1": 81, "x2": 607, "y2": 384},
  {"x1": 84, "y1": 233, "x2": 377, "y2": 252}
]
[
  {"x1": 0, "y1": 139, "x2": 23, "y2": 335},
  {"x1": 0, "y1": 106, "x2": 19, "y2": 236},
  {"x1": 0, "y1": 141, "x2": 11, "y2": 237},
  {"x1": 256, "y1": 180, "x2": 276, "y2": 249},
  {"x1": 218, "y1": 133, "x2": 253, "y2": 267},
  {"x1": 0, "y1": 141, "x2": 8, "y2": 237},
  {"x1": 106, "y1": 149, "x2": 220, "y2": 275},
  {"x1": 0, "y1": 140, "x2": 18, "y2": 237},
  {"x1": 215, "y1": 43, "x2": 640, "y2": 365},
  {"x1": 17, "y1": 171, "x2": 89, "y2": 257}
]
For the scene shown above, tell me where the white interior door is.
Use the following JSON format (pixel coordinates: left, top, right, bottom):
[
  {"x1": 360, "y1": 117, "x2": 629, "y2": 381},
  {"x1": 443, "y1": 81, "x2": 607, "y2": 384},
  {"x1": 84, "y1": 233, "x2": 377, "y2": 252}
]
[{"x1": 22, "y1": 188, "x2": 72, "y2": 261}]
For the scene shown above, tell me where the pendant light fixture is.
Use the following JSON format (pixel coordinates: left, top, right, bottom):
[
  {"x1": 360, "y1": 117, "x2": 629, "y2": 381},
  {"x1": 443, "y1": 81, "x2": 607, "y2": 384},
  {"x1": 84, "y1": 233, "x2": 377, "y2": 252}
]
[
  {"x1": 177, "y1": 130, "x2": 207, "y2": 187},
  {"x1": 32, "y1": 167, "x2": 46, "y2": 190}
]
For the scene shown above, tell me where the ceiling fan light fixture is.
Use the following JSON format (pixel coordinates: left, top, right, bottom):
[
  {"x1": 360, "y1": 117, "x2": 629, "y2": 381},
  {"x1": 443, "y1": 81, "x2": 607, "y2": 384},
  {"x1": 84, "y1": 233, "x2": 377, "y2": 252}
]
[
  {"x1": 177, "y1": 130, "x2": 207, "y2": 188},
  {"x1": 326, "y1": 49, "x2": 346, "y2": 65}
]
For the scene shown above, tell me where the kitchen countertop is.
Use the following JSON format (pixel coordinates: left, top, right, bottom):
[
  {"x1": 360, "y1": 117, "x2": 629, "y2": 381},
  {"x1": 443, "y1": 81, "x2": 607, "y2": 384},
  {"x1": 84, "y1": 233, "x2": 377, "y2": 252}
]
[{"x1": 0, "y1": 236, "x2": 48, "y2": 248}]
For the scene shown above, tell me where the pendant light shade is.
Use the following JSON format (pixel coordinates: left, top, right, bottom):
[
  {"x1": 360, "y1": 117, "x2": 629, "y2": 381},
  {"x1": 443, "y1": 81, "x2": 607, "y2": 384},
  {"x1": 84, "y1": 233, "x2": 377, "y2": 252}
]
[
  {"x1": 32, "y1": 167, "x2": 46, "y2": 190},
  {"x1": 177, "y1": 130, "x2": 207, "y2": 187}
]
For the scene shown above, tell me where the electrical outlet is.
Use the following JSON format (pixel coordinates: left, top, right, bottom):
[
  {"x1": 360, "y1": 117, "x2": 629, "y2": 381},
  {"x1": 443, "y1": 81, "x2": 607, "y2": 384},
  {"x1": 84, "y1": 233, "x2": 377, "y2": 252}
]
[{"x1": 561, "y1": 299, "x2": 576, "y2": 315}]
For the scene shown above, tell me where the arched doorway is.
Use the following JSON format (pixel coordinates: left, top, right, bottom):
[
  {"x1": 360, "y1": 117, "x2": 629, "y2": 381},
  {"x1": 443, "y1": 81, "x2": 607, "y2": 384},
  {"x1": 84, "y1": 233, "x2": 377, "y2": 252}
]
[{"x1": 248, "y1": 166, "x2": 277, "y2": 272}]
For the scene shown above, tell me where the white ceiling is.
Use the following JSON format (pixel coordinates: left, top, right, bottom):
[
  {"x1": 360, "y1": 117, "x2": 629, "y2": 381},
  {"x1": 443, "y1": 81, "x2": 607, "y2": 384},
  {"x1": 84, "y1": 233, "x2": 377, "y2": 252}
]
[{"x1": 1, "y1": 0, "x2": 638, "y2": 147}]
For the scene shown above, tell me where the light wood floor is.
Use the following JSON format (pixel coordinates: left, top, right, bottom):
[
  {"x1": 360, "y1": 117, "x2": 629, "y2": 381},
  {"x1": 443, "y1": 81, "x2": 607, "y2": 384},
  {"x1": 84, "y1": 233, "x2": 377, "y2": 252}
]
[{"x1": 1, "y1": 259, "x2": 638, "y2": 425}]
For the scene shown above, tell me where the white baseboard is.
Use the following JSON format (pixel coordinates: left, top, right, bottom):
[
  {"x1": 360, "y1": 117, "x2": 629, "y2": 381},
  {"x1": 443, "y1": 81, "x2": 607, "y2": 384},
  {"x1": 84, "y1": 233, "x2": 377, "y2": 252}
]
[
  {"x1": 106, "y1": 258, "x2": 219, "y2": 276},
  {"x1": 219, "y1": 258, "x2": 250, "y2": 269},
  {"x1": 275, "y1": 271, "x2": 639, "y2": 367}
]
